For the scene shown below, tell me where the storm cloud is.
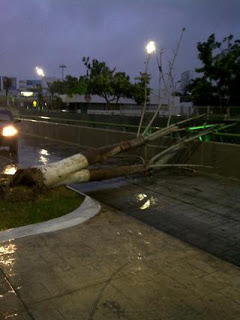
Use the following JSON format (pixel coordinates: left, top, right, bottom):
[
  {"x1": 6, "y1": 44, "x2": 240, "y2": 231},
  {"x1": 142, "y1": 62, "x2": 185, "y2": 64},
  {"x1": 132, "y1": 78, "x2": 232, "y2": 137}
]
[{"x1": 0, "y1": 0, "x2": 239, "y2": 85}]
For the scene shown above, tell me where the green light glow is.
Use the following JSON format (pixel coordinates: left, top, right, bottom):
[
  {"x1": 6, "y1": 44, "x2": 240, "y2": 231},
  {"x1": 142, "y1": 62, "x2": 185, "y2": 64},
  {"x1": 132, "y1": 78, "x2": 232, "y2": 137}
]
[
  {"x1": 199, "y1": 136, "x2": 203, "y2": 141},
  {"x1": 188, "y1": 124, "x2": 217, "y2": 131},
  {"x1": 204, "y1": 135, "x2": 211, "y2": 142}
]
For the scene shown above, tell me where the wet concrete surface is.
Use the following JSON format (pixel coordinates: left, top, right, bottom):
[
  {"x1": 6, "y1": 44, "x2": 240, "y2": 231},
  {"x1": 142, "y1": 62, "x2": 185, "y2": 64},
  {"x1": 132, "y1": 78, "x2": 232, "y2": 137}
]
[
  {"x1": 76, "y1": 173, "x2": 240, "y2": 267},
  {"x1": 2, "y1": 205, "x2": 240, "y2": 320},
  {"x1": 1, "y1": 134, "x2": 240, "y2": 267}
]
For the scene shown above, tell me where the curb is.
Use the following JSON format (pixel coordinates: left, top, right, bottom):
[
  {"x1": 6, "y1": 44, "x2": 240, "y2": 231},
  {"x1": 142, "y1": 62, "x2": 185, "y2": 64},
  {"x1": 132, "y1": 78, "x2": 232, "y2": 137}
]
[{"x1": 0, "y1": 190, "x2": 101, "y2": 243}]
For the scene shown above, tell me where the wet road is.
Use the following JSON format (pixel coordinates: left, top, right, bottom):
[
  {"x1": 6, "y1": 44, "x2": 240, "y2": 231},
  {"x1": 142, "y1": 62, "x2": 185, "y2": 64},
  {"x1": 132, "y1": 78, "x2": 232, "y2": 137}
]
[
  {"x1": 2, "y1": 134, "x2": 240, "y2": 267},
  {"x1": 0, "y1": 134, "x2": 82, "y2": 175}
]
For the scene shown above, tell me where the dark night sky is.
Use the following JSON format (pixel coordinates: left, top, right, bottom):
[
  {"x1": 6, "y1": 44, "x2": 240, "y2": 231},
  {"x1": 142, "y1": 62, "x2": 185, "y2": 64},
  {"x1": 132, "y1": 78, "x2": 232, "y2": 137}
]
[{"x1": 0, "y1": 0, "x2": 240, "y2": 86}]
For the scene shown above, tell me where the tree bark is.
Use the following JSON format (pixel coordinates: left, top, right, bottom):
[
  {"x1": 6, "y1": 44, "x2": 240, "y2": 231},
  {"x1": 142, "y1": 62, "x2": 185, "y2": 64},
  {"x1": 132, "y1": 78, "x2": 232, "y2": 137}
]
[
  {"x1": 11, "y1": 136, "x2": 146, "y2": 188},
  {"x1": 11, "y1": 114, "x2": 222, "y2": 189}
]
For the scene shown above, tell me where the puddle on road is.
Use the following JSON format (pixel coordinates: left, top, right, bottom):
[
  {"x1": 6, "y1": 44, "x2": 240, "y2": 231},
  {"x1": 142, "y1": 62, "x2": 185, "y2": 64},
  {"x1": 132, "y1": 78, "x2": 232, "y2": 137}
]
[
  {"x1": 139, "y1": 196, "x2": 157, "y2": 210},
  {"x1": 0, "y1": 135, "x2": 82, "y2": 175},
  {"x1": 134, "y1": 193, "x2": 158, "y2": 210},
  {"x1": 39, "y1": 148, "x2": 50, "y2": 165}
]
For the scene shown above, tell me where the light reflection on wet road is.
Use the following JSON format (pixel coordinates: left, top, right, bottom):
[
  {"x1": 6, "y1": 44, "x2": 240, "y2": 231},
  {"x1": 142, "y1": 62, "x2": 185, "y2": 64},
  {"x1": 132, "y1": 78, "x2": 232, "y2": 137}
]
[
  {"x1": 0, "y1": 134, "x2": 82, "y2": 175},
  {"x1": 1, "y1": 134, "x2": 240, "y2": 267}
]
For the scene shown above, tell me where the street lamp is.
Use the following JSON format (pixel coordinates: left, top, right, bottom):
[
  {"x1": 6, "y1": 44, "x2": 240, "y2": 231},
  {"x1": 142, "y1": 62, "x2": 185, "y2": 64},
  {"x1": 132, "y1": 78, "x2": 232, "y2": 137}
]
[
  {"x1": 59, "y1": 65, "x2": 66, "y2": 80},
  {"x1": 137, "y1": 41, "x2": 156, "y2": 136},
  {"x1": 35, "y1": 66, "x2": 45, "y2": 110},
  {"x1": 35, "y1": 66, "x2": 45, "y2": 77},
  {"x1": 146, "y1": 41, "x2": 156, "y2": 55}
]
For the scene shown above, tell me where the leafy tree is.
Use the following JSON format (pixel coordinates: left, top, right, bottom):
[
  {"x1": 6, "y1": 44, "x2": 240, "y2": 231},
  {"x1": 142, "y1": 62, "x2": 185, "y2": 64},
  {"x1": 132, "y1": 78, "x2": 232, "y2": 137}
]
[
  {"x1": 50, "y1": 58, "x2": 136, "y2": 109},
  {"x1": 82, "y1": 57, "x2": 116, "y2": 107},
  {"x1": 82, "y1": 57, "x2": 133, "y2": 108},
  {"x1": 3, "y1": 77, "x2": 12, "y2": 106},
  {"x1": 47, "y1": 81, "x2": 64, "y2": 99},
  {"x1": 188, "y1": 34, "x2": 240, "y2": 112},
  {"x1": 112, "y1": 72, "x2": 133, "y2": 104},
  {"x1": 187, "y1": 78, "x2": 217, "y2": 106},
  {"x1": 49, "y1": 76, "x2": 88, "y2": 98},
  {"x1": 133, "y1": 72, "x2": 151, "y2": 105},
  {"x1": 62, "y1": 75, "x2": 88, "y2": 96}
]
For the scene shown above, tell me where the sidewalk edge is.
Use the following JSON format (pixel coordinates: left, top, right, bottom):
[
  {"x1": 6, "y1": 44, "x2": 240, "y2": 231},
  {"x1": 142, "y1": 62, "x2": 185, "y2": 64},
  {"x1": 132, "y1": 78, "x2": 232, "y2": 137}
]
[{"x1": 0, "y1": 191, "x2": 101, "y2": 243}]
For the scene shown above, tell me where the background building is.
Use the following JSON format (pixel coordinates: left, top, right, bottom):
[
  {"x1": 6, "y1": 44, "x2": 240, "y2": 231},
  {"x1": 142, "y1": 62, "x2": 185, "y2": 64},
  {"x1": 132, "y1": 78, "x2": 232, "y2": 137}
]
[{"x1": 19, "y1": 77, "x2": 59, "y2": 97}]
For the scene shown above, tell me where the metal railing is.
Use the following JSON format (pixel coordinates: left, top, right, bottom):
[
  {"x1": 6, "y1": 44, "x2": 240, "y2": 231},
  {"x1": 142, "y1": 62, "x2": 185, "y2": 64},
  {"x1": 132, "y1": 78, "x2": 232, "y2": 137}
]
[{"x1": 19, "y1": 114, "x2": 161, "y2": 135}]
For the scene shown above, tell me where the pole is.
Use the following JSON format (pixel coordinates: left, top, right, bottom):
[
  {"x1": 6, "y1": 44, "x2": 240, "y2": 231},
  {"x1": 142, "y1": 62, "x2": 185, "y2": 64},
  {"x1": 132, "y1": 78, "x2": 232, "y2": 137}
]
[{"x1": 59, "y1": 65, "x2": 66, "y2": 81}]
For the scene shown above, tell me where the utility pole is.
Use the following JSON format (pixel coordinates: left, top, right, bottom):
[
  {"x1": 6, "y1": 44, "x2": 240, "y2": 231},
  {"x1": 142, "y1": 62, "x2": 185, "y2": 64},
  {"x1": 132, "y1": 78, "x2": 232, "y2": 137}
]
[{"x1": 59, "y1": 65, "x2": 66, "y2": 80}]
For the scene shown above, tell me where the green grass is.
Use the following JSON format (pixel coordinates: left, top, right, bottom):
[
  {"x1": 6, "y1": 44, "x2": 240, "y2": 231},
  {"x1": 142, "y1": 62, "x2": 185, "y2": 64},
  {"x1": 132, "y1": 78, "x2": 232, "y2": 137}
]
[{"x1": 0, "y1": 186, "x2": 84, "y2": 231}]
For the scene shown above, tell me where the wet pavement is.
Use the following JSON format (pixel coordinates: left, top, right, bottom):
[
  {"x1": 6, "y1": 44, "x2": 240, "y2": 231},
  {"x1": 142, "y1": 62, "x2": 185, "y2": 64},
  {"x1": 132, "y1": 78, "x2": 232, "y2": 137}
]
[
  {"x1": 1, "y1": 134, "x2": 240, "y2": 267},
  {"x1": 75, "y1": 172, "x2": 240, "y2": 267},
  {"x1": 1, "y1": 204, "x2": 240, "y2": 320},
  {"x1": 1, "y1": 134, "x2": 240, "y2": 319}
]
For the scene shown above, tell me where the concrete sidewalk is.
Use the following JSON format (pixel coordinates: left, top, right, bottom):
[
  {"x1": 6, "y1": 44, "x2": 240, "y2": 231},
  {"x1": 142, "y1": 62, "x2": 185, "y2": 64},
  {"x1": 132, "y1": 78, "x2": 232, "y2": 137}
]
[{"x1": 1, "y1": 204, "x2": 240, "y2": 320}]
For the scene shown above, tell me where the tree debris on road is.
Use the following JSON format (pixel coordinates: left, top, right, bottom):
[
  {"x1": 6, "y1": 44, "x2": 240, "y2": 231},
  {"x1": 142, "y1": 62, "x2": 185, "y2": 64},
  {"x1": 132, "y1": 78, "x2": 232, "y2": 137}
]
[{"x1": 10, "y1": 114, "x2": 228, "y2": 189}]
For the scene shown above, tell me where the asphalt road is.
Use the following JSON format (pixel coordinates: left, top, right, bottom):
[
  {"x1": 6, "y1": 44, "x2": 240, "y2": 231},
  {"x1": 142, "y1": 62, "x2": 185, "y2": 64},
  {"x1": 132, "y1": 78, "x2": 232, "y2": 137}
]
[
  {"x1": 2, "y1": 134, "x2": 240, "y2": 267},
  {"x1": 0, "y1": 134, "x2": 81, "y2": 175}
]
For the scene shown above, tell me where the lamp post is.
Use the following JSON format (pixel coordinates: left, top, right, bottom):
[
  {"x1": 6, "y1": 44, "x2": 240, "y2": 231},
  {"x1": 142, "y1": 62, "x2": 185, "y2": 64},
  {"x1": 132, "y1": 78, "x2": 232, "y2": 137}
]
[
  {"x1": 59, "y1": 65, "x2": 66, "y2": 80},
  {"x1": 137, "y1": 41, "x2": 156, "y2": 136},
  {"x1": 35, "y1": 66, "x2": 45, "y2": 110}
]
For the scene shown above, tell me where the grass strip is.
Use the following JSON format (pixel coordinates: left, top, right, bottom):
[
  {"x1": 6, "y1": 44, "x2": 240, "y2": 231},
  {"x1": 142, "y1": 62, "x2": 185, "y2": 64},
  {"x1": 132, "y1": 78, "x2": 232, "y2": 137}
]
[{"x1": 0, "y1": 186, "x2": 84, "y2": 231}]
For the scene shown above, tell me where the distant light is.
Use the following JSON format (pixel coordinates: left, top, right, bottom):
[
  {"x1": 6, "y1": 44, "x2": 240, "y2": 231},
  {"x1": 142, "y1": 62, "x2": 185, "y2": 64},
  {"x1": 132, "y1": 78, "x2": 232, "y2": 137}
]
[
  {"x1": 35, "y1": 66, "x2": 45, "y2": 77},
  {"x1": 3, "y1": 164, "x2": 17, "y2": 175},
  {"x1": 40, "y1": 116, "x2": 50, "y2": 120},
  {"x1": 21, "y1": 91, "x2": 33, "y2": 97},
  {"x1": 146, "y1": 41, "x2": 156, "y2": 54}
]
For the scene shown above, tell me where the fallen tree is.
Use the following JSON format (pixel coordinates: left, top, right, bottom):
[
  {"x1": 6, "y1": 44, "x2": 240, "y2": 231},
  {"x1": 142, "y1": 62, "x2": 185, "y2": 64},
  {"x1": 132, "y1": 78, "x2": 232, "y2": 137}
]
[
  {"x1": 10, "y1": 114, "x2": 226, "y2": 189},
  {"x1": 7, "y1": 29, "x2": 232, "y2": 191}
]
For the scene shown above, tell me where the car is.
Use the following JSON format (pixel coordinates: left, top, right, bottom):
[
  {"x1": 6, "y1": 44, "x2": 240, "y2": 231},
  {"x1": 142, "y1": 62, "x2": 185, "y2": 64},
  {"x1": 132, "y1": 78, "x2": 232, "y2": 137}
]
[{"x1": 0, "y1": 108, "x2": 20, "y2": 154}]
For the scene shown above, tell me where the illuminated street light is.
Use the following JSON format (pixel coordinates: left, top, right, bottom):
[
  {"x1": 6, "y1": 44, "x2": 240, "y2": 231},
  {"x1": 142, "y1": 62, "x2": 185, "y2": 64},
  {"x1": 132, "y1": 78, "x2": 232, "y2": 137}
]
[
  {"x1": 137, "y1": 40, "x2": 157, "y2": 136},
  {"x1": 146, "y1": 41, "x2": 156, "y2": 55},
  {"x1": 35, "y1": 66, "x2": 45, "y2": 77}
]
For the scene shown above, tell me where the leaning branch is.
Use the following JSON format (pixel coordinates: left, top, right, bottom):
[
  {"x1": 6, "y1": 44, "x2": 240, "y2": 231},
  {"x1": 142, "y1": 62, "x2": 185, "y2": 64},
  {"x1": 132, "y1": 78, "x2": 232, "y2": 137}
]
[{"x1": 143, "y1": 28, "x2": 186, "y2": 135}]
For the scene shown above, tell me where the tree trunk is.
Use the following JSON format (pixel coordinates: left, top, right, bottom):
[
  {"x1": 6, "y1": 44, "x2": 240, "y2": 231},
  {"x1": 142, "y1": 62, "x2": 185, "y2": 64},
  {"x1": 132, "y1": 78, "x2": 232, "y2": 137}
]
[
  {"x1": 11, "y1": 113, "x2": 219, "y2": 190},
  {"x1": 11, "y1": 136, "x2": 146, "y2": 188}
]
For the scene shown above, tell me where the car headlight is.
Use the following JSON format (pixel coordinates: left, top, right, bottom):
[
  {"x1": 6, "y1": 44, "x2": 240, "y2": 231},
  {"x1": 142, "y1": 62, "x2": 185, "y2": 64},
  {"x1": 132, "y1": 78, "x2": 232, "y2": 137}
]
[{"x1": 2, "y1": 125, "x2": 18, "y2": 137}]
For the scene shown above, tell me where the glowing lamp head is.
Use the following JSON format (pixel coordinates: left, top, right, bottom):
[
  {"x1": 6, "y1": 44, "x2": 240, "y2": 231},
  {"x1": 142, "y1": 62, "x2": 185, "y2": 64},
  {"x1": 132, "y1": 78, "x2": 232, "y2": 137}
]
[
  {"x1": 2, "y1": 125, "x2": 18, "y2": 137},
  {"x1": 35, "y1": 66, "x2": 45, "y2": 77},
  {"x1": 146, "y1": 41, "x2": 156, "y2": 54}
]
